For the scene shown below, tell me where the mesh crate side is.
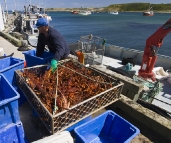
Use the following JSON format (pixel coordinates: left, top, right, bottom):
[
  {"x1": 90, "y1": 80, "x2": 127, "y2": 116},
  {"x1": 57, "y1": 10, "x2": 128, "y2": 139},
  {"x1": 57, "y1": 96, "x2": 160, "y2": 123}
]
[{"x1": 15, "y1": 72, "x2": 53, "y2": 133}]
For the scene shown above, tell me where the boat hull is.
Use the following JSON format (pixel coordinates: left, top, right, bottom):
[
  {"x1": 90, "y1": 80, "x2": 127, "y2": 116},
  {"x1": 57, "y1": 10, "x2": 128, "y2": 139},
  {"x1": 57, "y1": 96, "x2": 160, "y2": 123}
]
[
  {"x1": 78, "y1": 11, "x2": 91, "y2": 15},
  {"x1": 109, "y1": 12, "x2": 119, "y2": 15},
  {"x1": 71, "y1": 11, "x2": 78, "y2": 14},
  {"x1": 143, "y1": 13, "x2": 154, "y2": 16},
  {"x1": 143, "y1": 11, "x2": 154, "y2": 16}
]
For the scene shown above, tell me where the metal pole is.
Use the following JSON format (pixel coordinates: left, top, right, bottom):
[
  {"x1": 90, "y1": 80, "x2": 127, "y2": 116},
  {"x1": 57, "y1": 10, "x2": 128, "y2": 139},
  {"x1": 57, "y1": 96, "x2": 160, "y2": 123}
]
[{"x1": 4, "y1": 0, "x2": 8, "y2": 20}]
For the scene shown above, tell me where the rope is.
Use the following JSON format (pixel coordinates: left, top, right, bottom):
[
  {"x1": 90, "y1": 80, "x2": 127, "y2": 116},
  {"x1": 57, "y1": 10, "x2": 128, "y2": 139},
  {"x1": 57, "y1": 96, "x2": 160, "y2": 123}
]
[
  {"x1": 133, "y1": 75, "x2": 165, "y2": 104},
  {"x1": 140, "y1": 80, "x2": 164, "y2": 103},
  {"x1": 139, "y1": 80, "x2": 171, "y2": 114},
  {"x1": 53, "y1": 68, "x2": 58, "y2": 115}
]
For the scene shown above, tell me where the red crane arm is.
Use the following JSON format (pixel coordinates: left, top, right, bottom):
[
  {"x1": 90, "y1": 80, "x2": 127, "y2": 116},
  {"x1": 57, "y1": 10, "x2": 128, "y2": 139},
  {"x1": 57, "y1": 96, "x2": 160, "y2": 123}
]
[{"x1": 138, "y1": 18, "x2": 171, "y2": 80}]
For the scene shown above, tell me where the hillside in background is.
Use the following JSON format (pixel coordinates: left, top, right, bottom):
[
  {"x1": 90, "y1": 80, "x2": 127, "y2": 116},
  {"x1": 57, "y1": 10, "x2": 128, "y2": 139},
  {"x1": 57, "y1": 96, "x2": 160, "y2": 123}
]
[
  {"x1": 46, "y1": 3, "x2": 171, "y2": 12},
  {"x1": 105, "y1": 3, "x2": 171, "y2": 12}
]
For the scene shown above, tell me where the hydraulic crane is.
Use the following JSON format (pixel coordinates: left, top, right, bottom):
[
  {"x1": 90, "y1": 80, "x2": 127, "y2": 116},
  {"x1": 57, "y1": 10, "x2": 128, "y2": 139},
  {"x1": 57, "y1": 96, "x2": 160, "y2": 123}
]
[{"x1": 138, "y1": 18, "x2": 171, "y2": 80}]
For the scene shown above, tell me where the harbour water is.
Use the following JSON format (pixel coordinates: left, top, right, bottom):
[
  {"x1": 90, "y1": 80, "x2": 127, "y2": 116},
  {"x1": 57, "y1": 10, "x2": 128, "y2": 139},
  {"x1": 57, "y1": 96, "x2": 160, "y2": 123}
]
[{"x1": 49, "y1": 11, "x2": 171, "y2": 56}]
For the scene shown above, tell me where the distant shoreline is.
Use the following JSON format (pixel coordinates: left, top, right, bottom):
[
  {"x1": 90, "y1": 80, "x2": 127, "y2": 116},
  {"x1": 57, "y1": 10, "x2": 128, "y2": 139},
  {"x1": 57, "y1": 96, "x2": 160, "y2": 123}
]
[{"x1": 45, "y1": 9, "x2": 171, "y2": 14}]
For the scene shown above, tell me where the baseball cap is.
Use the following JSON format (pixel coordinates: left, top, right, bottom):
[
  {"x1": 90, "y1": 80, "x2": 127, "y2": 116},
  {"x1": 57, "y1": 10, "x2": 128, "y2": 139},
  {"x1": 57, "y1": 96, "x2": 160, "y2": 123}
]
[
  {"x1": 33, "y1": 17, "x2": 49, "y2": 28},
  {"x1": 38, "y1": 14, "x2": 43, "y2": 18}
]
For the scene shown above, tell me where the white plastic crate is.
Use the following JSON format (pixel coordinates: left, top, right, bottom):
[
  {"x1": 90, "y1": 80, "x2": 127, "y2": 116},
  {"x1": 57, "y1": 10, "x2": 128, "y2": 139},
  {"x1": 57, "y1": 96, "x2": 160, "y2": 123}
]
[{"x1": 32, "y1": 131, "x2": 74, "y2": 143}]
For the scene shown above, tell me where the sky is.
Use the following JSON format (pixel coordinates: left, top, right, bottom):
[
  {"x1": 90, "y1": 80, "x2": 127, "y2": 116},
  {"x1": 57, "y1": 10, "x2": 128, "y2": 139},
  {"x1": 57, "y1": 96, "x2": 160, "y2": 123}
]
[{"x1": 0, "y1": 0, "x2": 171, "y2": 10}]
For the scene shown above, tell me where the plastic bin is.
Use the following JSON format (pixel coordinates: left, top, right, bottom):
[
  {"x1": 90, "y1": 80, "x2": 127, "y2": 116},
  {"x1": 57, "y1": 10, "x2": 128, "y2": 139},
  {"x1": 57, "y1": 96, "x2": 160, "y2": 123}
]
[
  {"x1": 23, "y1": 49, "x2": 54, "y2": 67},
  {"x1": 74, "y1": 110, "x2": 140, "y2": 143},
  {"x1": 0, "y1": 74, "x2": 20, "y2": 129},
  {"x1": 0, "y1": 57, "x2": 24, "y2": 84},
  {"x1": 0, "y1": 122, "x2": 27, "y2": 143}
]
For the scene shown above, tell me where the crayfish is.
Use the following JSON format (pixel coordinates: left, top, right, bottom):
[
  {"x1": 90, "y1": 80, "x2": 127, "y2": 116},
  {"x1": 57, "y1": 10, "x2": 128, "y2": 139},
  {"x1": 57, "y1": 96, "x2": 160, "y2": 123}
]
[{"x1": 22, "y1": 61, "x2": 113, "y2": 114}]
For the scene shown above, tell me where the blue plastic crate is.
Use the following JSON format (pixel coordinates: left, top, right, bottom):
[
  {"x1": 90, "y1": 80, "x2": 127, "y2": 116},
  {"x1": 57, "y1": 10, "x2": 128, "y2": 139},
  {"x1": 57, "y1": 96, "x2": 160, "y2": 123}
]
[
  {"x1": 0, "y1": 122, "x2": 27, "y2": 143},
  {"x1": 0, "y1": 57, "x2": 24, "y2": 84},
  {"x1": 0, "y1": 74, "x2": 20, "y2": 129},
  {"x1": 23, "y1": 49, "x2": 54, "y2": 67},
  {"x1": 74, "y1": 110, "x2": 140, "y2": 143}
]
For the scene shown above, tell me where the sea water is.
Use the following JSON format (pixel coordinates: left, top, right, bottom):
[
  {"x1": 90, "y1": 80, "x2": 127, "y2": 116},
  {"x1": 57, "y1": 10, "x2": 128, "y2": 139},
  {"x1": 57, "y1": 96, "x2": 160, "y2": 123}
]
[{"x1": 49, "y1": 12, "x2": 171, "y2": 56}]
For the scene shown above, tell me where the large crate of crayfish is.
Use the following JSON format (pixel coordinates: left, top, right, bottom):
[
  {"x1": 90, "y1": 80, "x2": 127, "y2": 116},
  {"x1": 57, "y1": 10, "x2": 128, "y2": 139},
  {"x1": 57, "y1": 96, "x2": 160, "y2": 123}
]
[{"x1": 15, "y1": 59, "x2": 123, "y2": 134}]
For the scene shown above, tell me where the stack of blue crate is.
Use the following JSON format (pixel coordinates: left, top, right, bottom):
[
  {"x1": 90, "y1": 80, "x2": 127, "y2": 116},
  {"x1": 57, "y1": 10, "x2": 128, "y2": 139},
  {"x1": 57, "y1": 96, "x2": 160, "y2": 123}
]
[{"x1": 0, "y1": 74, "x2": 27, "y2": 143}]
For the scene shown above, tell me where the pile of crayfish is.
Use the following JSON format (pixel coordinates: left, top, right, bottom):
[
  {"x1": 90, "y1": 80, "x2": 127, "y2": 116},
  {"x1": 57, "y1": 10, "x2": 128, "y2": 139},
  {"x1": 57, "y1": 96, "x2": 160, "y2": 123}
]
[{"x1": 22, "y1": 61, "x2": 114, "y2": 114}]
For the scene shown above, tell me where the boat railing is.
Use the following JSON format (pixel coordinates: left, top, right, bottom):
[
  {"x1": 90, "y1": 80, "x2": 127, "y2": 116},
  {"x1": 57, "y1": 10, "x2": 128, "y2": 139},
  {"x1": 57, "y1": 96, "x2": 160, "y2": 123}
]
[
  {"x1": 69, "y1": 42, "x2": 171, "y2": 70},
  {"x1": 105, "y1": 45, "x2": 171, "y2": 70}
]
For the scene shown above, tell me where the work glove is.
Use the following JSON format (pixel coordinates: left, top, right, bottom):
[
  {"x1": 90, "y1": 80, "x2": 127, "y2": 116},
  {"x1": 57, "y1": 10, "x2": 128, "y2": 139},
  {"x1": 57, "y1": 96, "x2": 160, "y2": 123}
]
[{"x1": 51, "y1": 59, "x2": 58, "y2": 72}]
